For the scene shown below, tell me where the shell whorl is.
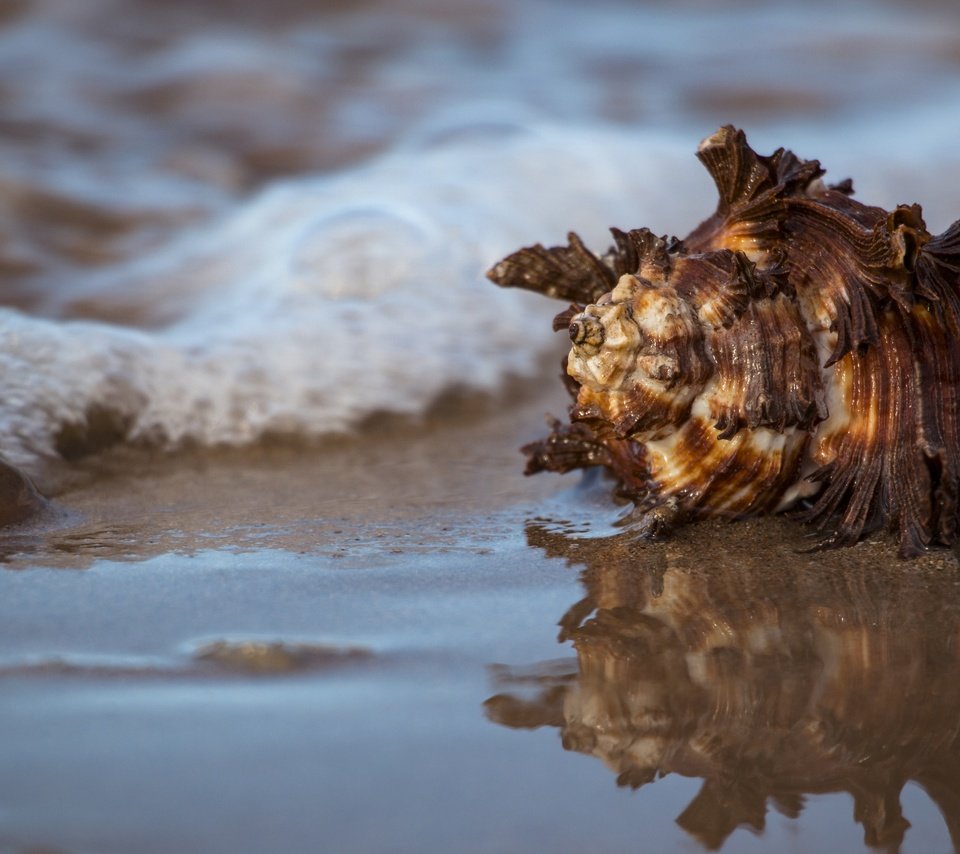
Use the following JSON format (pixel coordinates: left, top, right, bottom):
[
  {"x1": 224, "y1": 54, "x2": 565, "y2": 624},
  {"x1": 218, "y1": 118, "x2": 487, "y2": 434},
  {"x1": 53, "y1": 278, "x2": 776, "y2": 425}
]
[{"x1": 487, "y1": 125, "x2": 960, "y2": 556}]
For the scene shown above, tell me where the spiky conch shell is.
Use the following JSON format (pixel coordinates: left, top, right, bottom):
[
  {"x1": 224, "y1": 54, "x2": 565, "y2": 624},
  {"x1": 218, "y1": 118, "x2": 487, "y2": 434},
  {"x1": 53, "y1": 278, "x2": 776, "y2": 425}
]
[{"x1": 487, "y1": 126, "x2": 960, "y2": 557}]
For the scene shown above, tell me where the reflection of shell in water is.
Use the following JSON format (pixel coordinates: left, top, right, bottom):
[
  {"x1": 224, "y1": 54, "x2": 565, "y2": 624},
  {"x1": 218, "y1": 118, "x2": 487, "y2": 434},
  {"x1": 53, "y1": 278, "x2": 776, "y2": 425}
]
[
  {"x1": 488, "y1": 126, "x2": 960, "y2": 555},
  {"x1": 485, "y1": 523, "x2": 960, "y2": 849}
]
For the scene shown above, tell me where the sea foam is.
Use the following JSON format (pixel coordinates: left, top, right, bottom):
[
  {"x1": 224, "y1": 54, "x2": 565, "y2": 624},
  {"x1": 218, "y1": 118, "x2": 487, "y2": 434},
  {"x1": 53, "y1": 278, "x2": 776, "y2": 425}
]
[{"x1": 0, "y1": 125, "x2": 710, "y2": 475}]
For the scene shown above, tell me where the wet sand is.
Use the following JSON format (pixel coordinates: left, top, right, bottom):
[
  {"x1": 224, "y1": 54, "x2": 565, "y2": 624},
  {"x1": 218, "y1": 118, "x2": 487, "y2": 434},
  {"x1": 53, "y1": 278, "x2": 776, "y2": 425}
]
[{"x1": 3, "y1": 377, "x2": 960, "y2": 853}]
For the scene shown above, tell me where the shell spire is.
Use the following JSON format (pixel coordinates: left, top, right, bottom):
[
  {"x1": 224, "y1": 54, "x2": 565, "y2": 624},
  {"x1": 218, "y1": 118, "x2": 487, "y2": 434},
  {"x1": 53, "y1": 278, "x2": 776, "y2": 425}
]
[{"x1": 487, "y1": 126, "x2": 960, "y2": 556}]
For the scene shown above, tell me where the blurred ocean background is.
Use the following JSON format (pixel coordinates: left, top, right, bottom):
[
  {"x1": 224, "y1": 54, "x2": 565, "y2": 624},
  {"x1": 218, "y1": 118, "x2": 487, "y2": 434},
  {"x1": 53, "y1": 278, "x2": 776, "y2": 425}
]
[
  {"x1": 3, "y1": 1, "x2": 960, "y2": 852},
  {"x1": 2, "y1": 0, "x2": 960, "y2": 478}
]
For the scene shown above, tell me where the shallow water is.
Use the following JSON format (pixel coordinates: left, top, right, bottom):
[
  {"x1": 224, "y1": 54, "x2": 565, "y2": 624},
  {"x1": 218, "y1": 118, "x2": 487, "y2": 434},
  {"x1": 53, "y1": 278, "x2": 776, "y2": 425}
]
[{"x1": 4, "y1": 0, "x2": 960, "y2": 852}]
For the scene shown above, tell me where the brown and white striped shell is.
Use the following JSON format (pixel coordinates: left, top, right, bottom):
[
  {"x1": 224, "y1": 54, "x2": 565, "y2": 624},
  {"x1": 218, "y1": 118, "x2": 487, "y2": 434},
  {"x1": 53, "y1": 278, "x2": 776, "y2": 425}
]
[{"x1": 488, "y1": 126, "x2": 960, "y2": 556}]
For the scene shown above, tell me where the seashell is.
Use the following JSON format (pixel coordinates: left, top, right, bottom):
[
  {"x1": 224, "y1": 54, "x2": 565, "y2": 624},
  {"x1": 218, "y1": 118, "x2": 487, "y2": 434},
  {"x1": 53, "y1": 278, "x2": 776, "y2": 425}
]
[{"x1": 488, "y1": 126, "x2": 960, "y2": 556}]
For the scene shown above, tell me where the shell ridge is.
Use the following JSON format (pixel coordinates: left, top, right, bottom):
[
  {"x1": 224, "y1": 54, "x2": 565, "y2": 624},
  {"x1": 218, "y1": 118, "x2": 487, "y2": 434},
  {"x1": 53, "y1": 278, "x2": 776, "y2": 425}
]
[
  {"x1": 913, "y1": 305, "x2": 960, "y2": 545},
  {"x1": 706, "y1": 290, "x2": 823, "y2": 437},
  {"x1": 604, "y1": 227, "x2": 679, "y2": 280},
  {"x1": 485, "y1": 232, "x2": 615, "y2": 303},
  {"x1": 520, "y1": 418, "x2": 612, "y2": 476},
  {"x1": 916, "y1": 219, "x2": 960, "y2": 336},
  {"x1": 688, "y1": 127, "x2": 823, "y2": 258}
]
